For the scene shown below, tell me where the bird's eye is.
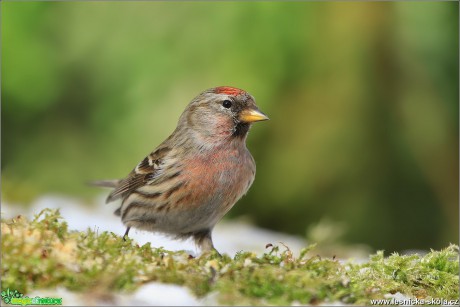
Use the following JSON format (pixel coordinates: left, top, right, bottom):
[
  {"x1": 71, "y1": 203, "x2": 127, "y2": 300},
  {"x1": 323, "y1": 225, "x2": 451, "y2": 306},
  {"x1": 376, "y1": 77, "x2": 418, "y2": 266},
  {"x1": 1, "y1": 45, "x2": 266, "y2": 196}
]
[{"x1": 222, "y1": 100, "x2": 232, "y2": 109}]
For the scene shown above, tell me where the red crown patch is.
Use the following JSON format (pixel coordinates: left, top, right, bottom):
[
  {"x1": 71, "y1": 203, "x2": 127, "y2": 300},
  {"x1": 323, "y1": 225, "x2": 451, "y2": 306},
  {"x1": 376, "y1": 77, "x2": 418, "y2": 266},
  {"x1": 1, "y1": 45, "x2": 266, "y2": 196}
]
[{"x1": 214, "y1": 86, "x2": 246, "y2": 96}]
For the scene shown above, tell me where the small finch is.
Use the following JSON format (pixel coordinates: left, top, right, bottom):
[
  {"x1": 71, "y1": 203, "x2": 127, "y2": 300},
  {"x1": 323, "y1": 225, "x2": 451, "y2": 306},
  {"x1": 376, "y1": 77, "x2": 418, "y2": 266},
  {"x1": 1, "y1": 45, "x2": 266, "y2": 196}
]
[{"x1": 94, "y1": 86, "x2": 268, "y2": 253}]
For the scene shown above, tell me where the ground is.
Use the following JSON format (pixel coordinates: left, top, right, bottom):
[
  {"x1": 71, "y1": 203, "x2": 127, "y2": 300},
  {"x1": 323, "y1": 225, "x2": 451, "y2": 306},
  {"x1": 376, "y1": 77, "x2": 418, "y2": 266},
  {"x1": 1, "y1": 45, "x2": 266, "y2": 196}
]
[{"x1": 1, "y1": 196, "x2": 458, "y2": 306}]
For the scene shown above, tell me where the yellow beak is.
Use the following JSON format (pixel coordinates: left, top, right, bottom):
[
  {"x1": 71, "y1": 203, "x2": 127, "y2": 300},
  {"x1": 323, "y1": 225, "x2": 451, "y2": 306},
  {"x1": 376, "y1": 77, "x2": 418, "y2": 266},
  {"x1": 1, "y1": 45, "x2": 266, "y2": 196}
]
[{"x1": 239, "y1": 108, "x2": 269, "y2": 123}]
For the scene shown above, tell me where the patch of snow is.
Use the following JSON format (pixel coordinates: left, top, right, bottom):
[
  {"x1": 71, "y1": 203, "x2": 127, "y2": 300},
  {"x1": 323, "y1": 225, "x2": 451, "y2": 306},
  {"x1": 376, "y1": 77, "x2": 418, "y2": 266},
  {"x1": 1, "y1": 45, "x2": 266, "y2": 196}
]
[
  {"x1": 26, "y1": 284, "x2": 204, "y2": 306},
  {"x1": 1, "y1": 194, "x2": 307, "y2": 257},
  {"x1": 383, "y1": 292, "x2": 413, "y2": 306},
  {"x1": 121, "y1": 283, "x2": 202, "y2": 306}
]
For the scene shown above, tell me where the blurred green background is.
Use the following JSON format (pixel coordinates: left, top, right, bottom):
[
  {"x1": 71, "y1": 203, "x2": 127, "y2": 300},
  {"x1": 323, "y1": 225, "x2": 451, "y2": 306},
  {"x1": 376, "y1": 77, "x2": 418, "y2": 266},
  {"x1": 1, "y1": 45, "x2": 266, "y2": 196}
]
[{"x1": 2, "y1": 2, "x2": 458, "y2": 252}]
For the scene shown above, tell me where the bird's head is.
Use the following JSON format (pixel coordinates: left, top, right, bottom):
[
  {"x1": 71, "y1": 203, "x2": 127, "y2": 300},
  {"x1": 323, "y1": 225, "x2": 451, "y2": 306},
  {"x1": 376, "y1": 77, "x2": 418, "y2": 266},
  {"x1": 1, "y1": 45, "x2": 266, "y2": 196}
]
[{"x1": 180, "y1": 86, "x2": 269, "y2": 143}]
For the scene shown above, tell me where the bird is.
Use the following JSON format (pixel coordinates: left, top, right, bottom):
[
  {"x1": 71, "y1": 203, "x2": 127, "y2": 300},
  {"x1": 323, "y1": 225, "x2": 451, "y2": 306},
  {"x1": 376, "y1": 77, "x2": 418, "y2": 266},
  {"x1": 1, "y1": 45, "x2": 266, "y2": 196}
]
[{"x1": 93, "y1": 86, "x2": 268, "y2": 254}]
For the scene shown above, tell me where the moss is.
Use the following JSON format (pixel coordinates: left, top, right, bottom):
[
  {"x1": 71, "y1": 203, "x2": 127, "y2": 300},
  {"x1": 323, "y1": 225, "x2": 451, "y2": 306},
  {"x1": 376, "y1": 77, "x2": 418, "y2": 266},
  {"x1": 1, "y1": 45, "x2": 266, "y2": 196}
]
[{"x1": 1, "y1": 209, "x2": 458, "y2": 305}]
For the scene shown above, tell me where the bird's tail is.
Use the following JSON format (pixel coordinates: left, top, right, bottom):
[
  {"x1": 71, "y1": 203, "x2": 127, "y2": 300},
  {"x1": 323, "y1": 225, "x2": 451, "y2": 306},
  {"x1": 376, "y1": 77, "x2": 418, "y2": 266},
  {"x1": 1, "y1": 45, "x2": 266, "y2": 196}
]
[{"x1": 87, "y1": 179, "x2": 120, "y2": 188}]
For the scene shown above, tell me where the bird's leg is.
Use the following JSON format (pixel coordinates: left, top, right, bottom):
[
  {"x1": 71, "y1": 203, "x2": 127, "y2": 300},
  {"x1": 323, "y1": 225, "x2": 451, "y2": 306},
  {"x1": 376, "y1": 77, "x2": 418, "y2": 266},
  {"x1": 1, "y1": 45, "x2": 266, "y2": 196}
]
[
  {"x1": 122, "y1": 227, "x2": 131, "y2": 241},
  {"x1": 194, "y1": 229, "x2": 221, "y2": 256}
]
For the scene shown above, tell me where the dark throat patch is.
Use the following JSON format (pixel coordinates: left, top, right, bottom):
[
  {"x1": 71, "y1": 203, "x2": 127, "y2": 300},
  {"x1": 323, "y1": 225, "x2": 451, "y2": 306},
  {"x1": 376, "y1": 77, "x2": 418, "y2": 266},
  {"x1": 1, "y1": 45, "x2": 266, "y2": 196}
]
[{"x1": 233, "y1": 122, "x2": 250, "y2": 138}]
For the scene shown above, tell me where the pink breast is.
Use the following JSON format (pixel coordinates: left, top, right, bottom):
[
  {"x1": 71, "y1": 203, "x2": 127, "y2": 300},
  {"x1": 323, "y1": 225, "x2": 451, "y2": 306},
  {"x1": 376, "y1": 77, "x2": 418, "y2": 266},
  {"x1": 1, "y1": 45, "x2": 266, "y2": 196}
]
[{"x1": 179, "y1": 148, "x2": 253, "y2": 209}]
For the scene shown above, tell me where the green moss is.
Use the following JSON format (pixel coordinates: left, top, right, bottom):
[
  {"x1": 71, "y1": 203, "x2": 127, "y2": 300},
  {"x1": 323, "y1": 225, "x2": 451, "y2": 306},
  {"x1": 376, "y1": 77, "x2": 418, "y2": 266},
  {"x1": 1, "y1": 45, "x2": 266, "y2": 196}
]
[{"x1": 1, "y1": 209, "x2": 458, "y2": 305}]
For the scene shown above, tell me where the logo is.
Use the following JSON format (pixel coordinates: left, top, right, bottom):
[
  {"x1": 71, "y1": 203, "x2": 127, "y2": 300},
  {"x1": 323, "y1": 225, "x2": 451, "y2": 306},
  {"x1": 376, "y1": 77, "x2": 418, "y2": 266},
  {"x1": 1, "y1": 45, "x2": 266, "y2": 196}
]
[{"x1": 1, "y1": 289, "x2": 62, "y2": 306}]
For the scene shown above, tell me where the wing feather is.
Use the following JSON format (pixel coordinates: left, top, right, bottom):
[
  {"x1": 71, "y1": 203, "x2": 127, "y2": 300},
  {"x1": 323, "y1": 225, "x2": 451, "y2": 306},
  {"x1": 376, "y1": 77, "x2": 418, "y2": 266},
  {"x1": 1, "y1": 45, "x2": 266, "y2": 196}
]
[{"x1": 106, "y1": 146, "x2": 171, "y2": 203}]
